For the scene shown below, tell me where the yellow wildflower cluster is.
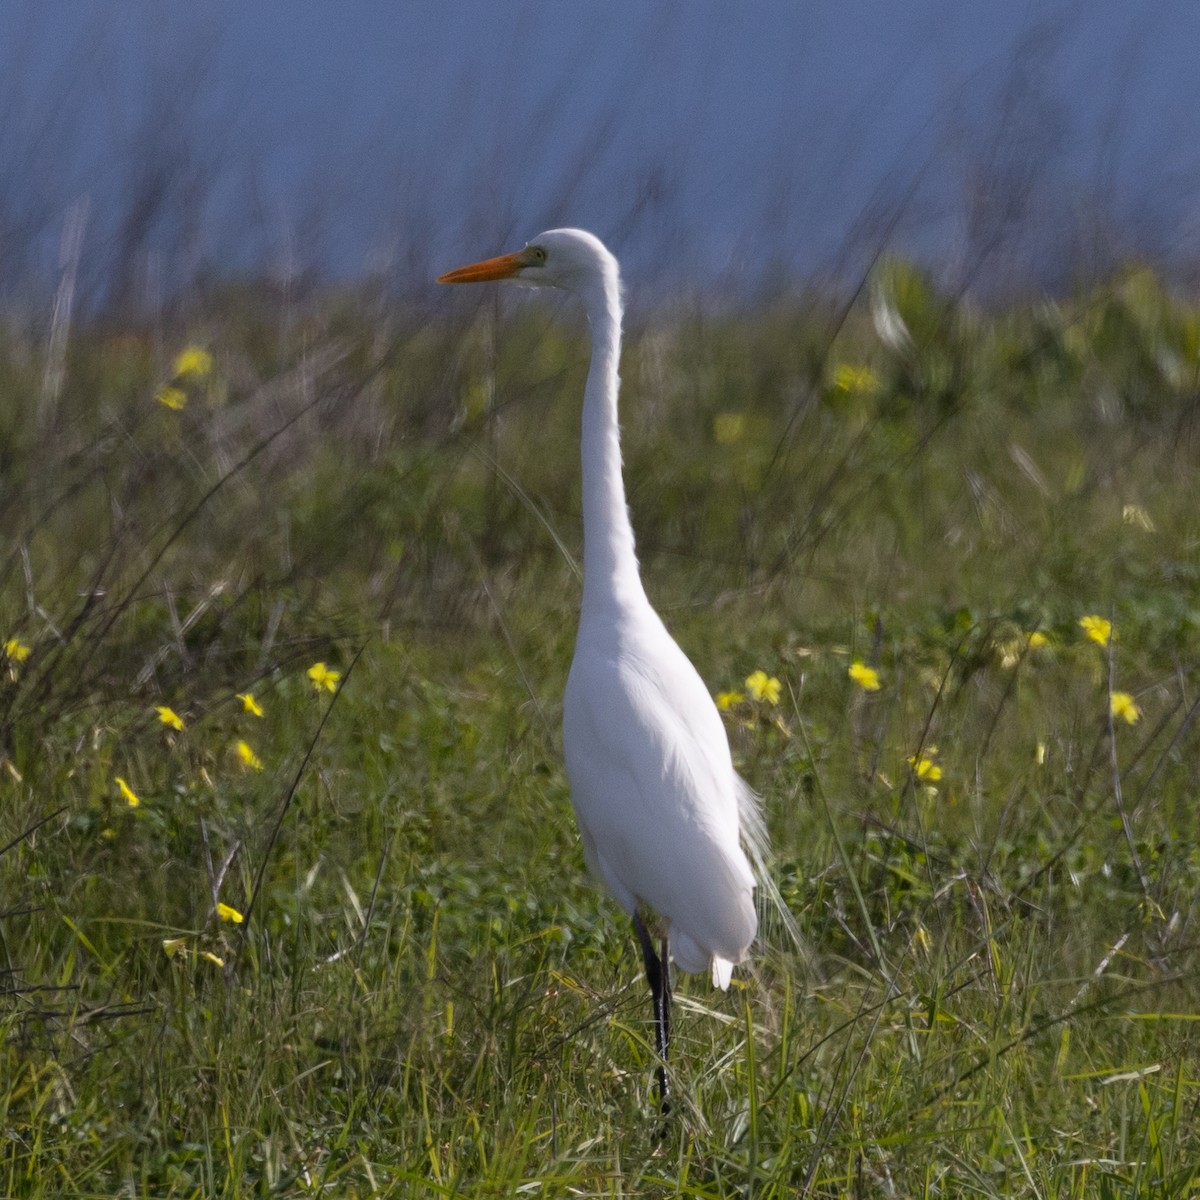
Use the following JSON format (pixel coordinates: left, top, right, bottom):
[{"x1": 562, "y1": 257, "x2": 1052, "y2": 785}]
[
  {"x1": 162, "y1": 900, "x2": 245, "y2": 968},
  {"x1": 1110, "y1": 691, "x2": 1141, "y2": 725},
  {"x1": 114, "y1": 776, "x2": 140, "y2": 807},
  {"x1": 3, "y1": 636, "x2": 31, "y2": 681},
  {"x1": 156, "y1": 386, "x2": 187, "y2": 411},
  {"x1": 163, "y1": 938, "x2": 232, "y2": 969},
  {"x1": 155, "y1": 705, "x2": 185, "y2": 732},
  {"x1": 745, "y1": 670, "x2": 781, "y2": 705},
  {"x1": 714, "y1": 668, "x2": 782, "y2": 716},
  {"x1": 307, "y1": 661, "x2": 341, "y2": 693},
  {"x1": 235, "y1": 739, "x2": 264, "y2": 771},
  {"x1": 112, "y1": 684, "x2": 273, "y2": 818},
  {"x1": 908, "y1": 746, "x2": 943, "y2": 783},
  {"x1": 1073, "y1": 614, "x2": 1144, "y2": 726},
  {"x1": 4, "y1": 637, "x2": 31, "y2": 663},
  {"x1": 1079, "y1": 615, "x2": 1113, "y2": 647},
  {"x1": 173, "y1": 347, "x2": 214, "y2": 380},
  {"x1": 106, "y1": 705, "x2": 185, "y2": 814},
  {"x1": 156, "y1": 344, "x2": 214, "y2": 411},
  {"x1": 231, "y1": 688, "x2": 267, "y2": 770},
  {"x1": 848, "y1": 661, "x2": 881, "y2": 691}
]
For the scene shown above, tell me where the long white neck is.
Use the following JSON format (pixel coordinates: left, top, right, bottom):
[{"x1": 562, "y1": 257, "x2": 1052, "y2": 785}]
[{"x1": 578, "y1": 272, "x2": 645, "y2": 614}]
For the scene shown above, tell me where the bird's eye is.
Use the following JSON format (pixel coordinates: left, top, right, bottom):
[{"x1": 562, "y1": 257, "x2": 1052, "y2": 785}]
[{"x1": 531, "y1": 246, "x2": 547, "y2": 264}]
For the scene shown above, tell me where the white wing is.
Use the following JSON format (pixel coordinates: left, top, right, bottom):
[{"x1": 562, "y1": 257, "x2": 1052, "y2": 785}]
[{"x1": 563, "y1": 602, "x2": 757, "y2": 983}]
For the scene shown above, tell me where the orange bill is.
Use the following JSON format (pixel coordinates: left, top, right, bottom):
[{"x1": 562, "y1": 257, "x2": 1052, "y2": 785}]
[{"x1": 438, "y1": 250, "x2": 524, "y2": 284}]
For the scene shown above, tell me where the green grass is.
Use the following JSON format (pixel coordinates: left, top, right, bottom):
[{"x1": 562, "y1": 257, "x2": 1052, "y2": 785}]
[{"x1": 2, "y1": 261, "x2": 1200, "y2": 1196}]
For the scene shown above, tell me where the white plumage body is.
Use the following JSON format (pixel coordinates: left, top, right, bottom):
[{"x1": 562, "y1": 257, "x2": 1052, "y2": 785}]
[{"x1": 564, "y1": 597, "x2": 756, "y2": 987}]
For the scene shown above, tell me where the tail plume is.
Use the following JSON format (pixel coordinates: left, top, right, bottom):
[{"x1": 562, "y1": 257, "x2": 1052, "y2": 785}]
[{"x1": 736, "y1": 775, "x2": 808, "y2": 964}]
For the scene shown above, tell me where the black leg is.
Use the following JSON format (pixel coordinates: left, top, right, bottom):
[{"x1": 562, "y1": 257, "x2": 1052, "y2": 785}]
[
  {"x1": 660, "y1": 933, "x2": 671, "y2": 1062},
  {"x1": 633, "y1": 913, "x2": 671, "y2": 1113}
]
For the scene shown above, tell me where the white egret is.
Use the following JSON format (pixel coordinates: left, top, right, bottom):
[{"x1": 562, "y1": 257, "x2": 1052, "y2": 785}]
[{"x1": 439, "y1": 229, "x2": 784, "y2": 1109}]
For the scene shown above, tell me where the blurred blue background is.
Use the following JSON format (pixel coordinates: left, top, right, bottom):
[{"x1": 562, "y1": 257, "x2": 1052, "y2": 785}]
[{"x1": 2, "y1": 0, "x2": 1198, "y2": 305}]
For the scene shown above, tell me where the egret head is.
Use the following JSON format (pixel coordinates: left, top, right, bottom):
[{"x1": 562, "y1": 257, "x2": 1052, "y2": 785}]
[{"x1": 438, "y1": 228, "x2": 617, "y2": 297}]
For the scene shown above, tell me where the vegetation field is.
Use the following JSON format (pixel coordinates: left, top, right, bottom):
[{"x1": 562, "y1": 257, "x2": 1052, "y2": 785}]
[{"x1": 2, "y1": 260, "x2": 1200, "y2": 1197}]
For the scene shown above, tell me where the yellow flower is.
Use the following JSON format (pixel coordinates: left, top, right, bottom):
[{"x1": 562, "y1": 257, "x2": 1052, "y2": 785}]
[
  {"x1": 715, "y1": 690, "x2": 745, "y2": 711},
  {"x1": 1079, "y1": 615, "x2": 1113, "y2": 646},
  {"x1": 217, "y1": 902, "x2": 244, "y2": 924},
  {"x1": 744, "y1": 670, "x2": 781, "y2": 705},
  {"x1": 155, "y1": 705, "x2": 185, "y2": 732},
  {"x1": 157, "y1": 386, "x2": 187, "y2": 411},
  {"x1": 237, "y1": 692, "x2": 264, "y2": 717},
  {"x1": 1026, "y1": 631, "x2": 1049, "y2": 649},
  {"x1": 162, "y1": 937, "x2": 188, "y2": 958},
  {"x1": 200, "y1": 951, "x2": 225, "y2": 968},
  {"x1": 173, "y1": 346, "x2": 214, "y2": 380},
  {"x1": 235, "y1": 739, "x2": 263, "y2": 771},
  {"x1": 114, "y1": 776, "x2": 140, "y2": 807},
  {"x1": 908, "y1": 747, "x2": 943, "y2": 782},
  {"x1": 4, "y1": 637, "x2": 31, "y2": 662},
  {"x1": 848, "y1": 661, "x2": 882, "y2": 691},
  {"x1": 833, "y1": 364, "x2": 880, "y2": 394},
  {"x1": 713, "y1": 412, "x2": 746, "y2": 445},
  {"x1": 1110, "y1": 691, "x2": 1141, "y2": 725},
  {"x1": 307, "y1": 662, "x2": 341, "y2": 693}
]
